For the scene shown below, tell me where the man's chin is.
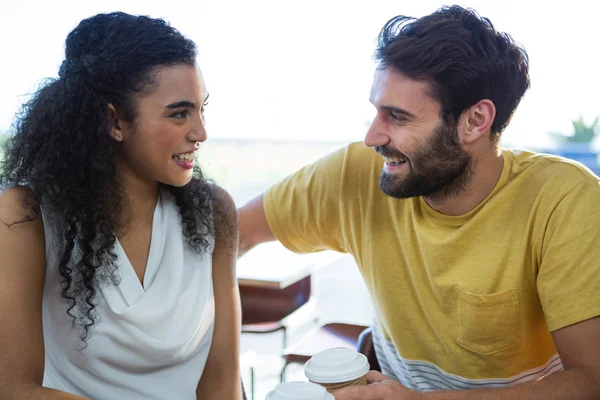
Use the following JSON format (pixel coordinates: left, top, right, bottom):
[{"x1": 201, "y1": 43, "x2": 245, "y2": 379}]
[
  {"x1": 380, "y1": 177, "x2": 410, "y2": 199},
  {"x1": 379, "y1": 172, "x2": 434, "y2": 199}
]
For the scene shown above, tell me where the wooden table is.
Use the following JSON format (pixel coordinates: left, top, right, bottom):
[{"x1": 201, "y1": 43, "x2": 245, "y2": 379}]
[
  {"x1": 237, "y1": 242, "x2": 343, "y2": 289},
  {"x1": 236, "y1": 243, "x2": 346, "y2": 400}
]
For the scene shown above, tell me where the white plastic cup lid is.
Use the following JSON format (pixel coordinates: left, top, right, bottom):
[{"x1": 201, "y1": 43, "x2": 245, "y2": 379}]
[
  {"x1": 304, "y1": 347, "x2": 370, "y2": 384},
  {"x1": 265, "y1": 381, "x2": 334, "y2": 400}
]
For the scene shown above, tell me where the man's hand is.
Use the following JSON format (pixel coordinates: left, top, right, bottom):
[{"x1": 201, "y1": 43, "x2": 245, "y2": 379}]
[{"x1": 333, "y1": 371, "x2": 422, "y2": 400}]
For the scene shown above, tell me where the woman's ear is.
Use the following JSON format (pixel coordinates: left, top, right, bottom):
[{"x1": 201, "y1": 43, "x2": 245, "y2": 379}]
[{"x1": 106, "y1": 104, "x2": 124, "y2": 142}]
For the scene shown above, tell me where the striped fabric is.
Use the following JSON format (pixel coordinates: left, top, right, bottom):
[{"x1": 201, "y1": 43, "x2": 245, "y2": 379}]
[{"x1": 372, "y1": 325, "x2": 564, "y2": 391}]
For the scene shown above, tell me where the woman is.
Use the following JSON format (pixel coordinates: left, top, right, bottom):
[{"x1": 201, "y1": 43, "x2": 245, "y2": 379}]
[{"x1": 0, "y1": 12, "x2": 242, "y2": 399}]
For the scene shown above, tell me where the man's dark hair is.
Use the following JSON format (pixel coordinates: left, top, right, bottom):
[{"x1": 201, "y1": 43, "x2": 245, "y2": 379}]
[{"x1": 376, "y1": 5, "x2": 530, "y2": 140}]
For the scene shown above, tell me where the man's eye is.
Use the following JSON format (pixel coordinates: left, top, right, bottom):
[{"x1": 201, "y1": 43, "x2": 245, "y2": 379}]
[
  {"x1": 390, "y1": 112, "x2": 406, "y2": 122},
  {"x1": 201, "y1": 101, "x2": 209, "y2": 113}
]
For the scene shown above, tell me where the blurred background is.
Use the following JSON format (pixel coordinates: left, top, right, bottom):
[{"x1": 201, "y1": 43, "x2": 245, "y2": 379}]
[
  {"x1": 1, "y1": 1, "x2": 598, "y2": 398},
  {"x1": 1, "y1": 0, "x2": 599, "y2": 203}
]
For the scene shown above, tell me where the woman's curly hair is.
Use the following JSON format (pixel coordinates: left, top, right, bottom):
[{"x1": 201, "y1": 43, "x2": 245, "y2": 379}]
[{"x1": 0, "y1": 12, "x2": 214, "y2": 347}]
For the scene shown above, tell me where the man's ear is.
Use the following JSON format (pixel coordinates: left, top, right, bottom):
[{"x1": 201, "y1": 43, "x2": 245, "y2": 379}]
[
  {"x1": 457, "y1": 99, "x2": 496, "y2": 144},
  {"x1": 106, "y1": 104, "x2": 124, "y2": 142}
]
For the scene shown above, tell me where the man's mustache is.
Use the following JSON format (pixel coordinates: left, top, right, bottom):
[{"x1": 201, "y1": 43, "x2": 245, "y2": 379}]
[{"x1": 375, "y1": 145, "x2": 407, "y2": 160}]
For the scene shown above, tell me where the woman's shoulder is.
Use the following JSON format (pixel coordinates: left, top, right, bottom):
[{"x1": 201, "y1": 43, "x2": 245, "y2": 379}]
[
  {"x1": 210, "y1": 185, "x2": 235, "y2": 212},
  {"x1": 0, "y1": 185, "x2": 41, "y2": 228},
  {"x1": 0, "y1": 186, "x2": 45, "y2": 262},
  {"x1": 210, "y1": 185, "x2": 237, "y2": 249}
]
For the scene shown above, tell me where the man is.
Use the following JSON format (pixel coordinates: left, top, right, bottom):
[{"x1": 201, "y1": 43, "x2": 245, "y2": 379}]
[{"x1": 238, "y1": 5, "x2": 600, "y2": 399}]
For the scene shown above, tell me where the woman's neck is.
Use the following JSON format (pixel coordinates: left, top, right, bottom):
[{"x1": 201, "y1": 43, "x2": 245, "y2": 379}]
[{"x1": 116, "y1": 160, "x2": 160, "y2": 233}]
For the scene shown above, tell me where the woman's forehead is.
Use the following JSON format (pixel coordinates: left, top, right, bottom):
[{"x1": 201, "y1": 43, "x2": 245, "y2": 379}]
[{"x1": 145, "y1": 64, "x2": 207, "y2": 106}]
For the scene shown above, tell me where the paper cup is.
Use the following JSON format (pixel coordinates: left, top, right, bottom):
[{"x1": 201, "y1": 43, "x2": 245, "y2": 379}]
[
  {"x1": 265, "y1": 381, "x2": 334, "y2": 400},
  {"x1": 304, "y1": 347, "x2": 370, "y2": 392}
]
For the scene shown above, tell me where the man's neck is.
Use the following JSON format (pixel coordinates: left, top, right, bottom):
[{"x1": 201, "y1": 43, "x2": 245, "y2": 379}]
[{"x1": 424, "y1": 148, "x2": 504, "y2": 216}]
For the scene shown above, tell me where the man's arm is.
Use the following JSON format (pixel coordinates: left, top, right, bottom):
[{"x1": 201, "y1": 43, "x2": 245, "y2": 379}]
[
  {"x1": 429, "y1": 316, "x2": 600, "y2": 399},
  {"x1": 239, "y1": 145, "x2": 363, "y2": 258},
  {"x1": 237, "y1": 194, "x2": 275, "y2": 258},
  {"x1": 196, "y1": 187, "x2": 243, "y2": 399},
  {"x1": 334, "y1": 316, "x2": 600, "y2": 400}
]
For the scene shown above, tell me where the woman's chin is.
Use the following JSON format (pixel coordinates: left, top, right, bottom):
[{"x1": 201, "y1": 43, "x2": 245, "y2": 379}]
[{"x1": 162, "y1": 174, "x2": 193, "y2": 188}]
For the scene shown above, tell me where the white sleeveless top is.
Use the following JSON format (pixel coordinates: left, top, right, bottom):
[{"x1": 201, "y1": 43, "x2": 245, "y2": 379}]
[{"x1": 40, "y1": 191, "x2": 215, "y2": 399}]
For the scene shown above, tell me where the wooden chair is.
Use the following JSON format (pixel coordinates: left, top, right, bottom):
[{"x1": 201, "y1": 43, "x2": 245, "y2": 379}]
[
  {"x1": 239, "y1": 274, "x2": 314, "y2": 397},
  {"x1": 356, "y1": 326, "x2": 381, "y2": 372},
  {"x1": 240, "y1": 274, "x2": 312, "y2": 349}
]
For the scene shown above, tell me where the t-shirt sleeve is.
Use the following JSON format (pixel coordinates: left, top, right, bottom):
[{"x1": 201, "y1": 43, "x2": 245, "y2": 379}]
[
  {"x1": 263, "y1": 146, "x2": 352, "y2": 254},
  {"x1": 537, "y1": 177, "x2": 600, "y2": 331}
]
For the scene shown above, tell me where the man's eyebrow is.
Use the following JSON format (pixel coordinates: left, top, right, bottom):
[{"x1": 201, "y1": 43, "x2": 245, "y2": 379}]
[
  {"x1": 165, "y1": 101, "x2": 196, "y2": 109},
  {"x1": 379, "y1": 105, "x2": 417, "y2": 119},
  {"x1": 368, "y1": 98, "x2": 417, "y2": 119}
]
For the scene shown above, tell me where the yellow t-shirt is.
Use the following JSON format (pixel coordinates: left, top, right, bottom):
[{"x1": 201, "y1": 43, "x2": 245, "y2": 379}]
[{"x1": 264, "y1": 142, "x2": 600, "y2": 391}]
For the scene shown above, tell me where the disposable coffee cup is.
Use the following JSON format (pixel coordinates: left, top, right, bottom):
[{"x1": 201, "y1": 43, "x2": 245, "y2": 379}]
[
  {"x1": 304, "y1": 347, "x2": 370, "y2": 392},
  {"x1": 265, "y1": 381, "x2": 334, "y2": 400}
]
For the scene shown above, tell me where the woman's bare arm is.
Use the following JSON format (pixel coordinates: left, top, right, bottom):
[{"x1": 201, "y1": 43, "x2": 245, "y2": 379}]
[
  {"x1": 0, "y1": 187, "x2": 87, "y2": 400},
  {"x1": 196, "y1": 186, "x2": 243, "y2": 399}
]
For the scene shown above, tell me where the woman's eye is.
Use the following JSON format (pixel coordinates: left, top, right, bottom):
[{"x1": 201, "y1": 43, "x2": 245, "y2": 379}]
[{"x1": 171, "y1": 110, "x2": 189, "y2": 119}]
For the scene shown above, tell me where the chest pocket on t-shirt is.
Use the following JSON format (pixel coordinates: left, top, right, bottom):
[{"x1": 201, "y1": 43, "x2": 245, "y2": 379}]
[{"x1": 455, "y1": 287, "x2": 519, "y2": 355}]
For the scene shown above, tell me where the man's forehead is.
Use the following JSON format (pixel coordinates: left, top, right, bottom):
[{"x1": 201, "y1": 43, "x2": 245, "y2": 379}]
[{"x1": 370, "y1": 67, "x2": 439, "y2": 115}]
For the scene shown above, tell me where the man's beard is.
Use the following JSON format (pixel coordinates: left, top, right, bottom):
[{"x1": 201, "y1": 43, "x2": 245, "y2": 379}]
[{"x1": 376, "y1": 120, "x2": 473, "y2": 202}]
